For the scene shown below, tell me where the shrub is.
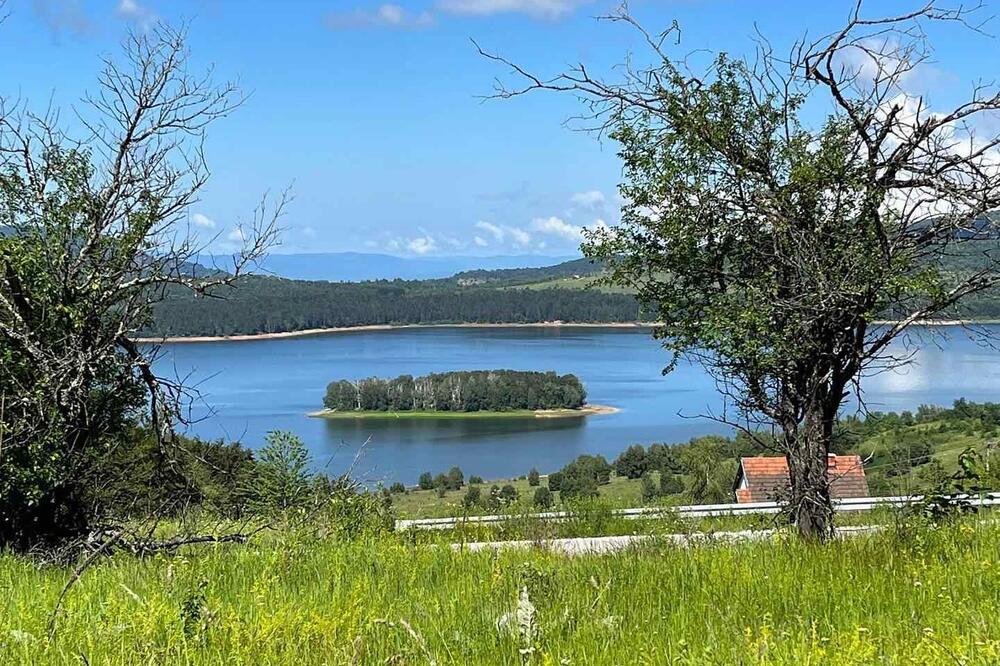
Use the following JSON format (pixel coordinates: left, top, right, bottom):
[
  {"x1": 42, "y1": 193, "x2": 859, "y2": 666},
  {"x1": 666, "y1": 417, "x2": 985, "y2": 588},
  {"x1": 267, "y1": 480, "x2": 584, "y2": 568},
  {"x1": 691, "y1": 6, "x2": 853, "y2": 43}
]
[
  {"x1": 547, "y1": 471, "x2": 563, "y2": 492},
  {"x1": 434, "y1": 473, "x2": 450, "y2": 489},
  {"x1": 533, "y1": 486, "x2": 553, "y2": 509},
  {"x1": 389, "y1": 482, "x2": 406, "y2": 494},
  {"x1": 463, "y1": 485, "x2": 481, "y2": 508},
  {"x1": 660, "y1": 473, "x2": 684, "y2": 495},
  {"x1": 418, "y1": 472, "x2": 434, "y2": 490},
  {"x1": 469, "y1": 475, "x2": 484, "y2": 485},
  {"x1": 435, "y1": 485, "x2": 447, "y2": 498},
  {"x1": 614, "y1": 444, "x2": 648, "y2": 479},
  {"x1": 499, "y1": 484, "x2": 519, "y2": 504},
  {"x1": 528, "y1": 468, "x2": 541, "y2": 486},
  {"x1": 555, "y1": 454, "x2": 612, "y2": 501},
  {"x1": 257, "y1": 431, "x2": 313, "y2": 513},
  {"x1": 640, "y1": 473, "x2": 659, "y2": 502},
  {"x1": 485, "y1": 485, "x2": 502, "y2": 511}
]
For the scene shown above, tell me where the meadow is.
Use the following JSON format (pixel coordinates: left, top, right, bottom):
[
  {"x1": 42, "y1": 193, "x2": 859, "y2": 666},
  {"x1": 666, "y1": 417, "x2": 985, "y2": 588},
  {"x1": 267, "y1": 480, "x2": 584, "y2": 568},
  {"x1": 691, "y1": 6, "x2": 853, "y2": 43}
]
[{"x1": 2, "y1": 517, "x2": 998, "y2": 665}]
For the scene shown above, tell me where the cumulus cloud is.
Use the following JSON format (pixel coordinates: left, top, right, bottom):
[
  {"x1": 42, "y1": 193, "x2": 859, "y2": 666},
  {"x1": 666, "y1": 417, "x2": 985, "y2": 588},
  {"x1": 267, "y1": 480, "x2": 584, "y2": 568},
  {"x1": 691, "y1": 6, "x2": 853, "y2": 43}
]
[
  {"x1": 327, "y1": 3, "x2": 434, "y2": 29},
  {"x1": 407, "y1": 236, "x2": 437, "y2": 255},
  {"x1": 531, "y1": 216, "x2": 581, "y2": 242},
  {"x1": 475, "y1": 220, "x2": 506, "y2": 241},
  {"x1": 117, "y1": 0, "x2": 156, "y2": 29},
  {"x1": 436, "y1": 0, "x2": 589, "y2": 20},
  {"x1": 569, "y1": 190, "x2": 606, "y2": 209},
  {"x1": 190, "y1": 213, "x2": 216, "y2": 229}
]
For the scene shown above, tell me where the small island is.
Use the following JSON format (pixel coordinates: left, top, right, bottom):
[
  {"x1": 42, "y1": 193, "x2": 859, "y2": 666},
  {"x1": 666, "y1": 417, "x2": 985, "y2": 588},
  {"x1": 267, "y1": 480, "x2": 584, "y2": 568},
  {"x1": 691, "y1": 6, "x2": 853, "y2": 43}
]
[{"x1": 309, "y1": 370, "x2": 618, "y2": 419}]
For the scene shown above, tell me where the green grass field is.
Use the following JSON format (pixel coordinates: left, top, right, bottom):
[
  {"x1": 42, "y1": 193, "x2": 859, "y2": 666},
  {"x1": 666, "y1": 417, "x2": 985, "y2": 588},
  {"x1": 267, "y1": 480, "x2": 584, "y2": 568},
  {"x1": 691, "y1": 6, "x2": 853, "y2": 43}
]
[{"x1": 4, "y1": 518, "x2": 1000, "y2": 664}]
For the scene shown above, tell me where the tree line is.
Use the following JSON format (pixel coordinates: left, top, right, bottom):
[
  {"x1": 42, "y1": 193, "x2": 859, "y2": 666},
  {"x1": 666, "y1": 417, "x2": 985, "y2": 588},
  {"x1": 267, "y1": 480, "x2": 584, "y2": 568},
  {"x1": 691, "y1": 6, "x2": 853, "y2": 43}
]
[
  {"x1": 147, "y1": 277, "x2": 646, "y2": 337},
  {"x1": 323, "y1": 370, "x2": 587, "y2": 412}
]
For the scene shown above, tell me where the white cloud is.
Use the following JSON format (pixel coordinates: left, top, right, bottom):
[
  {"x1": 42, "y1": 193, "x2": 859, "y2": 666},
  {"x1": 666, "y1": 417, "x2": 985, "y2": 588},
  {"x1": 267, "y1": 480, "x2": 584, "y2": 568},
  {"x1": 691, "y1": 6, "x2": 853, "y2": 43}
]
[
  {"x1": 473, "y1": 235, "x2": 488, "y2": 247},
  {"x1": 475, "y1": 220, "x2": 505, "y2": 241},
  {"x1": 191, "y1": 213, "x2": 216, "y2": 229},
  {"x1": 532, "y1": 215, "x2": 581, "y2": 242},
  {"x1": 569, "y1": 190, "x2": 606, "y2": 209},
  {"x1": 406, "y1": 236, "x2": 438, "y2": 255},
  {"x1": 117, "y1": 0, "x2": 156, "y2": 29},
  {"x1": 507, "y1": 226, "x2": 532, "y2": 246},
  {"x1": 436, "y1": 0, "x2": 589, "y2": 20},
  {"x1": 226, "y1": 227, "x2": 246, "y2": 243},
  {"x1": 327, "y1": 4, "x2": 434, "y2": 29}
]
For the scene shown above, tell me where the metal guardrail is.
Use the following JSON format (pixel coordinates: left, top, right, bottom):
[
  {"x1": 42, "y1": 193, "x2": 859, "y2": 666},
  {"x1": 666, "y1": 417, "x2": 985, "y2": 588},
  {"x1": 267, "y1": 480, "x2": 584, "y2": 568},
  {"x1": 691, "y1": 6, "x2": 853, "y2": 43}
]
[{"x1": 395, "y1": 492, "x2": 1000, "y2": 531}]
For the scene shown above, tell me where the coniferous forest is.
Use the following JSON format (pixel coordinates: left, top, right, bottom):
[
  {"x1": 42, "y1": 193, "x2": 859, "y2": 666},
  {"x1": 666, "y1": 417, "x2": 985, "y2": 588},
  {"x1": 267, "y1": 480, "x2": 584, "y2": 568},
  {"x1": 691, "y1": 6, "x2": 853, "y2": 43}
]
[{"x1": 323, "y1": 370, "x2": 587, "y2": 412}]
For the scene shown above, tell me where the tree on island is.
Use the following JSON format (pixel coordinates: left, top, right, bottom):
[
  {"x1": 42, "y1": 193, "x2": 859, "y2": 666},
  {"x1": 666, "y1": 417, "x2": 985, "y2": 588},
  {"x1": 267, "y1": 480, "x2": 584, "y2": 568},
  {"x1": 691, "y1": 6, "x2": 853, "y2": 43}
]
[
  {"x1": 482, "y1": 1, "x2": 1000, "y2": 539},
  {"x1": 323, "y1": 370, "x2": 586, "y2": 413}
]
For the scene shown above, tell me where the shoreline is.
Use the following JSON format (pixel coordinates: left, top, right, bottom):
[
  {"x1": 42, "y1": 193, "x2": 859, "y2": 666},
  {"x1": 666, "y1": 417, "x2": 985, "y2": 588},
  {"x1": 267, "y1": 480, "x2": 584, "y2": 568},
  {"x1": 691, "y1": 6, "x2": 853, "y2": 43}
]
[
  {"x1": 307, "y1": 404, "x2": 620, "y2": 420},
  {"x1": 135, "y1": 321, "x2": 653, "y2": 344},
  {"x1": 136, "y1": 318, "x2": 1000, "y2": 344}
]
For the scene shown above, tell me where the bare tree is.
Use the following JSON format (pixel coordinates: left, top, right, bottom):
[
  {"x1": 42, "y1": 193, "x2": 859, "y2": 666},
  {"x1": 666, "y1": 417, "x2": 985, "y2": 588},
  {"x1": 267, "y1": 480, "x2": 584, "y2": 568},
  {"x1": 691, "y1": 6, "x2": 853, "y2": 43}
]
[
  {"x1": 479, "y1": 1, "x2": 1000, "y2": 538},
  {"x1": 0, "y1": 23, "x2": 283, "y2": 548}
]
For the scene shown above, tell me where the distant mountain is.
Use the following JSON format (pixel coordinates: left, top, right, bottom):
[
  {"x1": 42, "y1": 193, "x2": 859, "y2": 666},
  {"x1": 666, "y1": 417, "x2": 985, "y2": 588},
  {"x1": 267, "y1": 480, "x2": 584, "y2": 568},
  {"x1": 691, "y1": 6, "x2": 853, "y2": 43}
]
[{"x1": 206, "y1": 252, "x2": 580, "y2": 282}]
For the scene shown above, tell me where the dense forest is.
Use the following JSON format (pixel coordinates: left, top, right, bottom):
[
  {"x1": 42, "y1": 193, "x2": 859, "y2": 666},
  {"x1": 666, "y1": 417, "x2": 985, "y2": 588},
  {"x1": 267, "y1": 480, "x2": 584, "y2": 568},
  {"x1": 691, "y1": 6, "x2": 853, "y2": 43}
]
[
  {"x1": 323, "y1": 370, "x2": 587, "y2": 412},
  {"x1": 147, "y1": 274, "x2": 645, "y2": 337},
  {"x1": 144, "y1": 245, "x2": 1000, "y2": 339}
]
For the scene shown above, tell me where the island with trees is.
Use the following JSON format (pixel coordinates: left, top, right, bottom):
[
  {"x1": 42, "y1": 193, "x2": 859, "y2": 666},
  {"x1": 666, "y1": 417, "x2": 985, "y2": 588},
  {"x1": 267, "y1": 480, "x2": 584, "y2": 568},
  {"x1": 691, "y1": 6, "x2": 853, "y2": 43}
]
[{"x1": 312, "y1": 370, "x2": 616, "y2": 418}]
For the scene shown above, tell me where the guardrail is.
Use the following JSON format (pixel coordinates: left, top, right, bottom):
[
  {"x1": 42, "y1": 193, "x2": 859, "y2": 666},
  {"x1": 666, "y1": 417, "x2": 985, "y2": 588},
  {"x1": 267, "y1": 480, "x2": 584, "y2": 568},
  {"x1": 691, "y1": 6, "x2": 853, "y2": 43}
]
[{"x1": 395, "y1": 492, "x2": 1000, "y2": 531}]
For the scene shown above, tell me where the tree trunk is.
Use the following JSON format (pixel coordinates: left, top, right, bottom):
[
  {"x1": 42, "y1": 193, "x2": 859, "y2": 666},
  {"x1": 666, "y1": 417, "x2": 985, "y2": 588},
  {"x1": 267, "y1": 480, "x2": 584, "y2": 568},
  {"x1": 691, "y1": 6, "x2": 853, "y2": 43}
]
[{"x1": 785, "y1": 408, "x2": 834, "y2": 541}]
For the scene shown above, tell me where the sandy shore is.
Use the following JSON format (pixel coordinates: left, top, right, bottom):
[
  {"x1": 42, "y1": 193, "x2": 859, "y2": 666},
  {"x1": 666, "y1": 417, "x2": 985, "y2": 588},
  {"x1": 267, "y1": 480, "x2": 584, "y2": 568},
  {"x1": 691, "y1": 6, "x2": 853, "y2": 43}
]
[
  {"x1": 135, "y1": 322, "x2": 653, "y2": 344},
  {"x1": 307, "y1": 404, "x2": 620, "y2": 420}
]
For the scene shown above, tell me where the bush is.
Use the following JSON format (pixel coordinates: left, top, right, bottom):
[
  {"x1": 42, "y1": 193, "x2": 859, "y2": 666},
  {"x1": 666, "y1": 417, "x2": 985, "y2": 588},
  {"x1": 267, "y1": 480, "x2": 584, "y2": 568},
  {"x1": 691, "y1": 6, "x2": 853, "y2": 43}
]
[
  {"x1": 447, "y1": 466, "x2": 464, "y2": 490},
  {"x1": 418, "y1": 472, "x2": 434, "y2": 490},
  {"x1": 528, "y1": 468, "x2": 541, "y2": 486},
  {"x1": 533, "y1": 486, "x2": 553, "y2": 509},
  {"x1": 547, "y1": 471, "x2": 563, "y2": 492},
  {"x1": 499, "y1": 484, "x2": 519, "y2": 504},
  {"x1": 463, "y1": 485, "x2": 482, "y2": 508},
  {"x1": 257, "y1": 431, "x2": 313, "y2": 513},
  {"x1": 641, "y1": 473, "x2": 659, "y2": 502},
  {"x1": 614, "y1": 444, "x2": 648, "y2": 479},
  {"x1": 435, "y1": 485, "x2": 447, "y2": 498},
  {"x1": 469, "y1": 475, "x2": 484, "y2": 484},
  {"x1": 485, "y1": 485, "x2": 502, "y2": 511},
  {"x1": 660, "y1": 473, "x2": 684, "y2": 495},
  {"x1": 389, "y1": 482, "x2": 406, "y2": 494},
  {"x1": 555, "y1": 454, "x2": 612, "y2": 501},
  {"x1": 434, "y1": 473, "x2": 450, "y2": 489}
]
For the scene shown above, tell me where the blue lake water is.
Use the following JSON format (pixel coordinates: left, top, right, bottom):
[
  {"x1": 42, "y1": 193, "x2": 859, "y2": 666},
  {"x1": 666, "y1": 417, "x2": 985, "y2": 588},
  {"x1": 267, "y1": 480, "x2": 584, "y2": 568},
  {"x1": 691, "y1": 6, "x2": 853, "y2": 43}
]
[{"x1": 156, "y1": 325, "x2": 1000, "y2": 484}]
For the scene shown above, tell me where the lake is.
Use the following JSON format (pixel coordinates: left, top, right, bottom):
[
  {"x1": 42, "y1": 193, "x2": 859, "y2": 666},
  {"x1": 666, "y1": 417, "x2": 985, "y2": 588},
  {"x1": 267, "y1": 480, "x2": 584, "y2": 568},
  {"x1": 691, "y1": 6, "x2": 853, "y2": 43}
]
[{"x1": 157, "y1": 324, "x2": 1000, "y2": 485}]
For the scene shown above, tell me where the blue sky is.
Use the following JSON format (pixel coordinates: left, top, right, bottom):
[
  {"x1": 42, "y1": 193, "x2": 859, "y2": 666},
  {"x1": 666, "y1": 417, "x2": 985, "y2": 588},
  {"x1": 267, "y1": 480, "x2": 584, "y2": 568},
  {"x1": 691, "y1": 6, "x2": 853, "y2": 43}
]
[{"x1": 3, "y1": 1, "x2": 999, "y2": 256}]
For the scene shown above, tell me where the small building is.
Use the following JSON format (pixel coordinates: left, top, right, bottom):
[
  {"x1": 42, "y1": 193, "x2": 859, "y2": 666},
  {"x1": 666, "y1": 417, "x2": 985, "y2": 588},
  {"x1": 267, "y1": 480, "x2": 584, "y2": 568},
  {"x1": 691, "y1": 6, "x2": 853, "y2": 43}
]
[{"x1": 734, "y1": 454, "x2": 869, "y2": 503}]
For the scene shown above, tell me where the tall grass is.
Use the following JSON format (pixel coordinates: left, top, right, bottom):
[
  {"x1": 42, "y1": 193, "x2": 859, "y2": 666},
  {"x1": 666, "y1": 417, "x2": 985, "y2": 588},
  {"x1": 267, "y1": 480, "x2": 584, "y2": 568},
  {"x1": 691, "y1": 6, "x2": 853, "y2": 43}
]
[{"x1": 2, "y1": 519, "x2": 999, "y2": 664}]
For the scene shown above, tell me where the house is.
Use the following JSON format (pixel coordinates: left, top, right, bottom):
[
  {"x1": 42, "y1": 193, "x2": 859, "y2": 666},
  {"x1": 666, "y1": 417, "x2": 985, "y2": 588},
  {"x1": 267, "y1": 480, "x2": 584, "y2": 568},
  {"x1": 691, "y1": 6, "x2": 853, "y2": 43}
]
[{"x1": 734, "y1": 454, "x2": 869, "y2": 503}]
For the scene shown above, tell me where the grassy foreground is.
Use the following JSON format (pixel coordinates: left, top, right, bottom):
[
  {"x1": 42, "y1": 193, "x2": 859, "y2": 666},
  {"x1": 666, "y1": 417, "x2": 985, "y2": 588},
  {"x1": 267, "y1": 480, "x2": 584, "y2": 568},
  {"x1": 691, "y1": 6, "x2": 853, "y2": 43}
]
[{"x1": 3, "y1": 519, "x2": 1000, "y2": 664}]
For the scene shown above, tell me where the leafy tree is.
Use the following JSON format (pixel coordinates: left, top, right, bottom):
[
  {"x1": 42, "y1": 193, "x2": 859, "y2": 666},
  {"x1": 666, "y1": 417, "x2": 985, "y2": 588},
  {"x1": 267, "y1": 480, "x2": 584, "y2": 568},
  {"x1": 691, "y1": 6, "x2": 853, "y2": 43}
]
[
  {"x1": 483, "y1": 2, "x2": 1000, "y2": 538},
  {"x1": 434, "y1": 473, "x2": 450, "y2": 490},
  {"x1": 469, "y1": 475, "x2": 484, "y2": 485},
  {"x1": 499, "y1": 484, "x2": 519, "y2": 504},
  {"x1": 659, "y1": 474, "x2": 684, "y2": 496},
  {"x1": 463, "y1": 485, "x2": 482, "y2": 508},
  {"x1": 257, "y1": 431, "x2": 312, "y2": 512},
  {"x1": 527, "y1": 468, "x2": 541, "y2": 486},
  {"x1": 0, "y1": 25, "x2": 279, "y2": 549},
  {"x1": 389, "y1": 482, "x2": 406, "y2": 494},
  {"x1": 640, "y1": 474, "x2": 660, "y2": 502},
  {"x1": 418, "y1": 472, "x2": 434, "y2": 490},
  {"x1": 533, "y1": 486, "x2": 554, "y2": 509},
  {"x1": 614, "y1": 445, "x2": 648, "y2": 479},
  {"x1": 447, "y1": 466, "x2": 465, "y2": 490},
  {"x1": 547, "y1": 472, "x2": 563, "y2": 492}
]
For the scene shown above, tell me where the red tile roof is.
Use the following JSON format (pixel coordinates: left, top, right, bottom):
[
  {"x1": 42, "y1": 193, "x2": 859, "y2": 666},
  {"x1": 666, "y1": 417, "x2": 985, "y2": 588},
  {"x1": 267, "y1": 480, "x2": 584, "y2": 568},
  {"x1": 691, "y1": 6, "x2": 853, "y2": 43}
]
[{"x1": 734, "y1": 454, "x2": 868, "y2": 503}]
